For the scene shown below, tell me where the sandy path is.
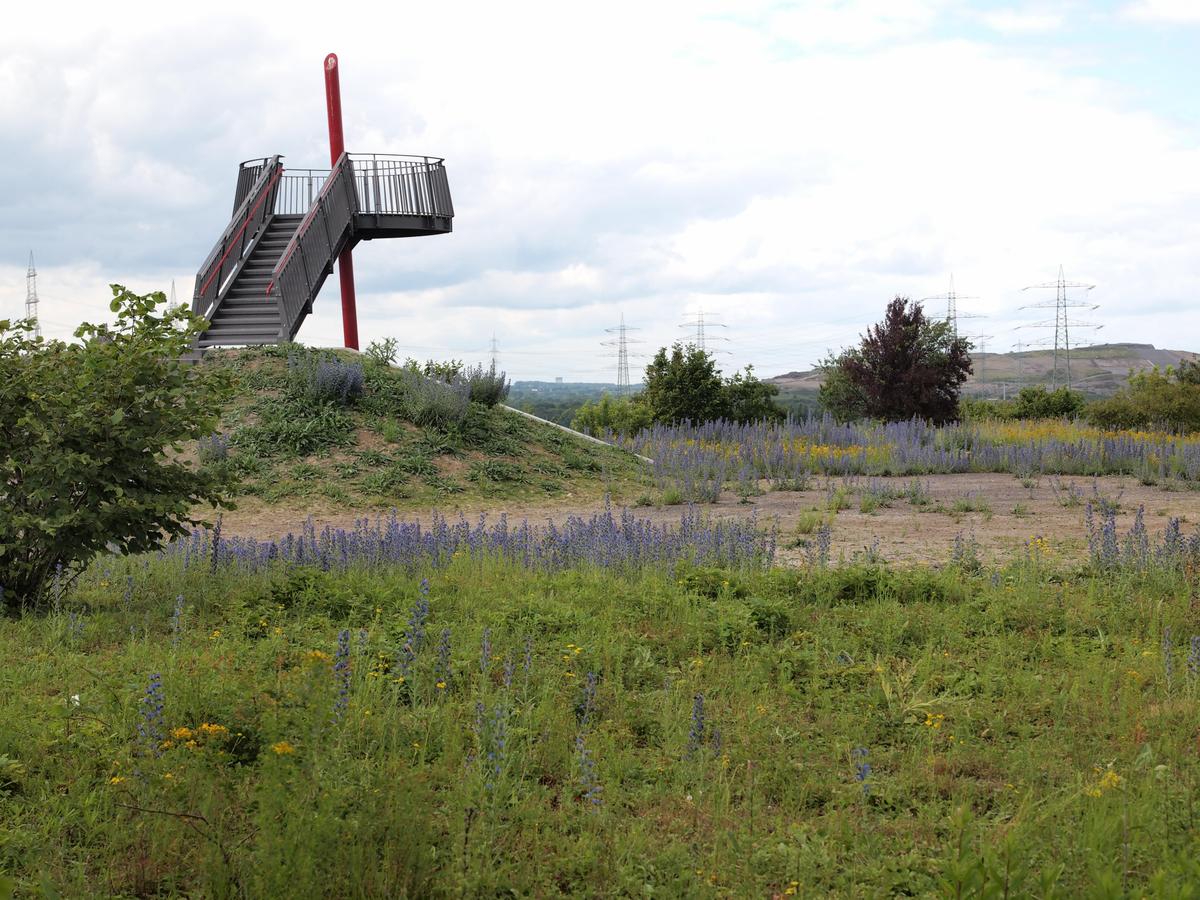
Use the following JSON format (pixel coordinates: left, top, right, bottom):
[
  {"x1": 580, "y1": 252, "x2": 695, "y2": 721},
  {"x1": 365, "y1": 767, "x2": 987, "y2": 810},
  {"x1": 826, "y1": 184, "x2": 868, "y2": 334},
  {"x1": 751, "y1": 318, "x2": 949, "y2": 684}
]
[{"x1": 206, "y1": 473, "x2": 1200, "y2": 566}]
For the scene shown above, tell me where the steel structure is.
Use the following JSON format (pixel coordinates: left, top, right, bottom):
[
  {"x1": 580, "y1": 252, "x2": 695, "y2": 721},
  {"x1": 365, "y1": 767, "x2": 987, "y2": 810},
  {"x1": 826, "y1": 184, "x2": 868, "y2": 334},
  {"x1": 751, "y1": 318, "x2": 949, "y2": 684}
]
[
  {"x1": 192, "y1": 55, "x2": 453, "y2": 350},
  {"x1": 1019, "y1": 265, "x2": 1099, "y2": 390},
  {"x1": 679, "y1": 309, "x2": 728, "y2": 354},
  {"x1": 602, "y1": 313, "x2": 641, "y2": 395},
  {"x1": 25, "y1": 252, "x2": 41, "y2": 339},
  {"x1": 922, "y1": 274, "x2": 983, "y2": 339}
]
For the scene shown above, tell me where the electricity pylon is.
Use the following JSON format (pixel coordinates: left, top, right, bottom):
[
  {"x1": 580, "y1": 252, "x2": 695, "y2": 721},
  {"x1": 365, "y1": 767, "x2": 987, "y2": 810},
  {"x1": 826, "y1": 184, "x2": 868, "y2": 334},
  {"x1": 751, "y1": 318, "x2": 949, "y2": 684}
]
[
  {"x1": 602, "y1": 313, "x2": 642, "y2": 395},
  {"x1": 679, "y1": 308, "x2": 729, "y2": 355},
  {"x1": 25, "y1": 252, "x2": 41, "y2": 339},
  {"x1": 1019, "y1": 265, "x2": 1099, "y2": 390},
  {"x1": 922, "y1": 273, "x2": 983, "y2": 339}
]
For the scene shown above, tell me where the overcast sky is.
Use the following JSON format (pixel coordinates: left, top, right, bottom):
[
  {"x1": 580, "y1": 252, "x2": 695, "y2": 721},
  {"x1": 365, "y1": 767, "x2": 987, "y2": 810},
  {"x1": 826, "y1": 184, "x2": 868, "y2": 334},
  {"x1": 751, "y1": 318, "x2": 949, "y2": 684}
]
[{"x1": 2, "y1": 0, "x2": 1198, "y2": 380}]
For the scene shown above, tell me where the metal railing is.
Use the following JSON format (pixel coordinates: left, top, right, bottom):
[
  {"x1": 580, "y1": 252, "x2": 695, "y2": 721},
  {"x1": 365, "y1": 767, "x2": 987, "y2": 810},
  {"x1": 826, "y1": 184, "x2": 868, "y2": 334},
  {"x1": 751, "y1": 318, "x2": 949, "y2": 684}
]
[
  {"x1": 269, "y1": 153, "x2": 359, "y2": 338},
  {"x1": 193, "y1": 155, "x2": 283, "y2": 320},
  {"x1": 267, "y1": 153, "x2": 452, "y2": 339},
  {"x1": 275, "y1": 169, "x2": 330, "y2": 215},
  {"x1": 349, "y1": 154, "x2": 453, "y2": 218}
]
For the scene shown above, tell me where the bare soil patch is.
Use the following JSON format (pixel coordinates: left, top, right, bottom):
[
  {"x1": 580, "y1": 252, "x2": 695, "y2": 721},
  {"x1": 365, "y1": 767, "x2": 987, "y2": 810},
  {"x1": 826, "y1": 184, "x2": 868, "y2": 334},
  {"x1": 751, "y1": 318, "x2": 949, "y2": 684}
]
[{"x1": 206, "y1": 473, "x2": 1200, "y2": 566}]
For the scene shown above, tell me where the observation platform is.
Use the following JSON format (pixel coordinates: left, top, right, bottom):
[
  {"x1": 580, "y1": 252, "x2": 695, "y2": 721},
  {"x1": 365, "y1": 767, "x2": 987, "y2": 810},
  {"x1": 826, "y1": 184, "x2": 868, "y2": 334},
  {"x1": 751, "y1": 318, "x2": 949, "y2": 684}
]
[{"x1": 192, "y1": 154, "x2": 453, "y2": 348}]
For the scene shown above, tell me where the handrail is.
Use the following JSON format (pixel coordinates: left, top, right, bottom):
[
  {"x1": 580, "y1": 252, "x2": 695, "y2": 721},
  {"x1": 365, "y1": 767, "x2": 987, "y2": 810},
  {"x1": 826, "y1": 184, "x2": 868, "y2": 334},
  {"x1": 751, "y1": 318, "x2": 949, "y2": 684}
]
[
  {"x1": 193, "y1": 155, "x2": 283, "y2": 315},
  {"x1": 266, "y1": 151, "x2": 352, "y2": 293},
  {"x1": 198, "y1": 165, "x2": 284, "y2": 297}
]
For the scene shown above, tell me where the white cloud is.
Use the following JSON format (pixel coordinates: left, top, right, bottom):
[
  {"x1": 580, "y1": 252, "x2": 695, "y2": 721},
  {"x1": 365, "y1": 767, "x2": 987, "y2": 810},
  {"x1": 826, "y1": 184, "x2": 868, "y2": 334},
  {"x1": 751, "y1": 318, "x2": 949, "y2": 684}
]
[
  {"x1": 2, "y1": 0, "x2": 1199, "y2": 379},
  {"x1": 1123, "y1": 0, "x2": 1200, "y2": 22},
  {"x1": 981, "y1": 9, "x2": 1065, "y2": 33}
]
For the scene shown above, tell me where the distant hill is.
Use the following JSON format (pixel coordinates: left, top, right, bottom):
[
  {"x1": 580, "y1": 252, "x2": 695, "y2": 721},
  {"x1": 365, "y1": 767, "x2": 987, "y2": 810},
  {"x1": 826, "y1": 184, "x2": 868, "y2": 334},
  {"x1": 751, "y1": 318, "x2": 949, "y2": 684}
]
[{"x1": 770, "y1": 343, "x2": 1200, "y2": 401}]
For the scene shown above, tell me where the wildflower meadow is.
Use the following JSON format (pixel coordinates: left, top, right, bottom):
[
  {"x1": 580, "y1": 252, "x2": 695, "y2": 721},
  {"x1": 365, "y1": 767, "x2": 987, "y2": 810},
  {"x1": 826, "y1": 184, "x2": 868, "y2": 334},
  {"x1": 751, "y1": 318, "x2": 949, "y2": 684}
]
[{"x1": 4, "y1": 503, "x2": 1200, "y2": 896}]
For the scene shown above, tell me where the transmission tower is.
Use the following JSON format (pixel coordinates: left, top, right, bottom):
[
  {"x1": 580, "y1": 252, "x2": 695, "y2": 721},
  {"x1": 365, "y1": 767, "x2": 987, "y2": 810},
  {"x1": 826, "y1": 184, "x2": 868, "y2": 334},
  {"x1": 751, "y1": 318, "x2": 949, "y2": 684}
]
[
  {"x1": 1019, "y1": 265, "x2": 1100, "y2": 389},
  {"x1": 964, "y1": 330, "x2": 995, "y2": 394},
  {"x1": 601, "y1": 313, "x2": 642, "y2": 395},
  {"x1": 489, "y1": 332, "x2": 500, "y2": 370},
  {"x1": 922, "y1": 273, "x2": 983, "y2": 338},
  {"x1": 678, "y1": 308, "x2": 729, "y2": 354},
  {"x1": 25, "y1": 252, "x2": 41, "y2": 339}
]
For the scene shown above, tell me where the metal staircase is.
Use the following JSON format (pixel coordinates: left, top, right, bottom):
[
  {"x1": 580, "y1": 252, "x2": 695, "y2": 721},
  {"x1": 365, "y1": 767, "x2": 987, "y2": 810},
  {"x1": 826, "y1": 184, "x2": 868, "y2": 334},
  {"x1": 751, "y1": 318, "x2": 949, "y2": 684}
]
[{"x1": 193, "y1": 153, "x2": 452, "y2": 348}]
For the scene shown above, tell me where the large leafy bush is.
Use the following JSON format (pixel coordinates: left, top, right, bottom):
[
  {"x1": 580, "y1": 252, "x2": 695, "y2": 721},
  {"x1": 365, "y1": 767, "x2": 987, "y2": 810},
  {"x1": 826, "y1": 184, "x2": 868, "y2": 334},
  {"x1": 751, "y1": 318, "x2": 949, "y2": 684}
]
[
  {"x1": 0, "y1": 286, "x2": 233, "y2": 612},
  {"x1": 1087, "y1": 362, "x2": 1200, "y2": 432},
  {"x1": 819, "y1": 296, "x2": 972, "y2": 424}
]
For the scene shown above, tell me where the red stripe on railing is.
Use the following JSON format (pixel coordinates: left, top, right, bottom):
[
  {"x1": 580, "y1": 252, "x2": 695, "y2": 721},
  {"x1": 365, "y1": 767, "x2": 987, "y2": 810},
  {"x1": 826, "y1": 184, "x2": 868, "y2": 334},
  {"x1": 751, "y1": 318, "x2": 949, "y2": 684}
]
[
  {"x1": 198, "y1": 164, "x2": 285, "y2": 297},
  {"x1": 266, "y1": 152, "x2": 349, "y2": 295}
]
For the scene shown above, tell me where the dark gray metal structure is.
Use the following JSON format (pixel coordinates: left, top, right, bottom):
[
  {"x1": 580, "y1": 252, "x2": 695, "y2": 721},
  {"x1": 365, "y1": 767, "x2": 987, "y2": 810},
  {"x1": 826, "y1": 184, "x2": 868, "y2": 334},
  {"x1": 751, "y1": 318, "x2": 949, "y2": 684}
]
[{"x1": 193, "y1": 152, "x2": 452, "y2": 348}]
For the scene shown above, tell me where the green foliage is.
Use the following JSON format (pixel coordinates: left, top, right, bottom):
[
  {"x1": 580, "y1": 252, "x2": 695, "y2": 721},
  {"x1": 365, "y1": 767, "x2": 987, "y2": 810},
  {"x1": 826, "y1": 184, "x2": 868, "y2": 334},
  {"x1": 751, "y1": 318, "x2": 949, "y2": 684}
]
[
  {"x1": 6, "y1": 539, "x2": 1200, "y2": 894},
  {"x1": 641, "y1": 342, "x2": 728, "y2": 424},
  {"x1": 364, "y1": 336, "x2": 398, "y2": 367},
  {"x1": 1013, "y1": 385, "x2": 1085, "y2": 419},
  {"x1": 820, "y1": 297, "x2": 972, "y2": 424},
  {"x1": 1088, "y1": 364, "x2": 1200, "y2": 432},
  {"x1": 231, "y1": 402, "x2": 355, "y2": 458},
  {"x1": 463, "y1": 362, "x2": 511, "y2": 407},
  {"x1": 571, "y1": 393, "x2": 654, "y2": 437},
  {"x1": 0, "y1": 286, "x2": 233, "y2": 612},
  {"x1": 640, "y1": 344, "x2": 785, "y2": 426},
  {"x1": 724, "y1": 365, "x2": 786, "y2": 423}
]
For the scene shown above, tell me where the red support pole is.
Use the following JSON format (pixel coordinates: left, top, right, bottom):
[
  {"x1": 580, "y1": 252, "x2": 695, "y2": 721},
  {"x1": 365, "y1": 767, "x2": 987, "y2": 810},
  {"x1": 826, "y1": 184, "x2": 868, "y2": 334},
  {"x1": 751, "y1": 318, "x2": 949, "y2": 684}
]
[{"x1": 324, "y1": 53, "x2": 359, "y2": 350}]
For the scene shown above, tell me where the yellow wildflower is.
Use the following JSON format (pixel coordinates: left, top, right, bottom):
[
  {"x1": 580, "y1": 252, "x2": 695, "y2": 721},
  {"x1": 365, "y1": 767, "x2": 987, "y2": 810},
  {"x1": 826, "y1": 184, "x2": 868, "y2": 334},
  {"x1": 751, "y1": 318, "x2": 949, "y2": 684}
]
[
  {"x1": 171, "y1": 726, "x2": 194, "y2": 741},
  {"x1": 271, "y1": 741, "x2": 296, "y2": 756},
  {"x1": 435, "y1": 680, "x2": 446, "y2": 690},
  {"x1": 303, "y1": 650, "x2": 332, "y2": 664},
  {"x1": 159, "y1": 740, "x2": 175, "y2": 751},
  {"x1": 109, "y1": 776, "x2": 125, "y2": 785},
  {"x1": 198, "y1": 723, "x2": 228, "y2": 737}
]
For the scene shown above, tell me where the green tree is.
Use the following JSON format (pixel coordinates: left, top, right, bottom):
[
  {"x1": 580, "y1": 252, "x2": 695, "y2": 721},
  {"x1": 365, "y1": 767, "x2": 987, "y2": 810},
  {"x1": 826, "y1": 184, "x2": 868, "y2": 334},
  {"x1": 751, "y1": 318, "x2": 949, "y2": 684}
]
[
  {"x1": 820, "y1": 297, "x2": 972, "y2": 424},
  {"x1": 1087, "y1": 364, "x2": 1200, "y2": 433},
  {"x1": 639, "y1": 344, "x2": 785, "y2": 425},
  {"x1": 571, "y1": 394, "x2": 654, "y2": 436},
  {"x1": 0, "y1": 286, "x2": 234, "y2": 613},
  {"x1": 641, "y1": 343, "x2": 728, "y2": 424},
  {"x1": 724, "y1": 365, "x2": 785, "y2": 423}
]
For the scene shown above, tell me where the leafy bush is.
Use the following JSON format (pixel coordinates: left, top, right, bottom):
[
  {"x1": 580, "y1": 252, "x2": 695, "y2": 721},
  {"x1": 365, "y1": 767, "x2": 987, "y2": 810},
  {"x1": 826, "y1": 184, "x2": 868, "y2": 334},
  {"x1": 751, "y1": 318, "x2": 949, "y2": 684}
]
[
  {"x1": 0, "y1": 286, "x2": 233, "y2": 611},
  {"x1": 571, "y1": 394, "x2": 654, "y2": 437},
  {"x1": 1087, "y1": 364, "x2": 1200, "y2": 432},
  {"x1": 819, "y1": 296, "x2": 972, "y2": 424},
  {"x1": 464, "y1": 362, "x2": 511, "y2": 407},
  {"x1": 1012, "y1": 385, "x2": 1085, "y2": 419}
]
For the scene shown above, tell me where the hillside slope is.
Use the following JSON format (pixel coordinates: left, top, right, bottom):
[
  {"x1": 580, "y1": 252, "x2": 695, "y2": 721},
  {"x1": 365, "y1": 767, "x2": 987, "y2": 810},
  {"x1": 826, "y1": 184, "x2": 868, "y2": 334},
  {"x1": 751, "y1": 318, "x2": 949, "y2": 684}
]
[
  {"x1": 771, "y1": 343, "x2": 1200, "y2": 400},
  {"x1": 192, "y1": 347, "x2": 649, "y2": 515}
]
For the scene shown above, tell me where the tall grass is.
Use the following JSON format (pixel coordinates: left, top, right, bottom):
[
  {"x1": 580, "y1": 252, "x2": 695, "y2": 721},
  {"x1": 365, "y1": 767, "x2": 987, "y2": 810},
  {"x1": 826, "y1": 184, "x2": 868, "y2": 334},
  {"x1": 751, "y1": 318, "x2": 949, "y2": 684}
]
[{"x1": 5, "y1": 509, "x2": 1200, "y2": 895}]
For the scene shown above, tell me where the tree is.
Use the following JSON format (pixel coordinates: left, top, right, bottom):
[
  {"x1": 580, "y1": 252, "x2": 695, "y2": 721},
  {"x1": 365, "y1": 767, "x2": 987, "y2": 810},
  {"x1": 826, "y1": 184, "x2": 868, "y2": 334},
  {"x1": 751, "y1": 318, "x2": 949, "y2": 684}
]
[
  {"x1": 571, "y1": 393, "x2": 654, "y2": 437},
  {"x1": 0, "y1": 286, "x2": 234, "y2": 613},
  {"x1": 724, "y1": 365, "x2": 786, "y2": 424},
  {"x1": 641, "y1": 343, "x2": 729, "y2": 424},
  {"x1": 1087, "y1": 364, "x2": 1200, "y2": 433},
  {"x1": 639, "y1": 344, "x2": 786, "y2": 425},
  {"x1": 820, "y1": 297, "x2": 972, "y2": 424}
]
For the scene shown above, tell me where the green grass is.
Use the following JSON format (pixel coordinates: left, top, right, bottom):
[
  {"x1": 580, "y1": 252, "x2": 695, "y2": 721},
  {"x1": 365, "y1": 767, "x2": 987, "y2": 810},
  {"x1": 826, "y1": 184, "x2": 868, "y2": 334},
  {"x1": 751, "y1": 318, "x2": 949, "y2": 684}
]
[
  {"x1": 197, "y1": 346, "x2": 649, "y2": 510},
  {"x1": 4, "y1": 545, "x2": 1200, "y2": 896}
]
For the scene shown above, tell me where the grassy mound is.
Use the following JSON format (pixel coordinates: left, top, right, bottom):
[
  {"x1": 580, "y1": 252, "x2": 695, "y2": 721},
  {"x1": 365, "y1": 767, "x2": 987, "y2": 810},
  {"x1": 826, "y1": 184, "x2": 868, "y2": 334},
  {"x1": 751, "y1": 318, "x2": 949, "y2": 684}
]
[{"x1": 193, "y1": 346, "x2": 648, "y2": 510}]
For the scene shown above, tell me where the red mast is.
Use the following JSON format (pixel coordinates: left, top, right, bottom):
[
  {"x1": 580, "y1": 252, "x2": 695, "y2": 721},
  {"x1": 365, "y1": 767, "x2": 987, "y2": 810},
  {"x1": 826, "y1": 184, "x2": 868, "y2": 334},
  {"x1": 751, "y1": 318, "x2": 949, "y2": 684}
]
[{"x1": 324, "y1": 53, "x2": 359, "y2": 350}]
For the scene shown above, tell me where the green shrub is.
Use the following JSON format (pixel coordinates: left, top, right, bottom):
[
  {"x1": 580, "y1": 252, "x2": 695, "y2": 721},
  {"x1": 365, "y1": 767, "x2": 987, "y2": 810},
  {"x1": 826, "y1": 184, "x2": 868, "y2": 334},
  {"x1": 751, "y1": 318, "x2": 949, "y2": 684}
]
[
  {"x1": 1087, "y1": 363, "x2": 1200, "y2": 432},
  {"x1": 1012, "y1": 385, "x2": 1085, "y2": 419},
  {"x1": 464, "y1": 362, "x2": 510, "y2": 407},
  {"x1": 232, "y1": 404, "x2": 355, "y2": 457},
  {"x1": 572, "y1": 393, "x2": 654, "y2": 437},
  {"x1": 0, "y1": 286, "x2": 232, "y2": 611}
]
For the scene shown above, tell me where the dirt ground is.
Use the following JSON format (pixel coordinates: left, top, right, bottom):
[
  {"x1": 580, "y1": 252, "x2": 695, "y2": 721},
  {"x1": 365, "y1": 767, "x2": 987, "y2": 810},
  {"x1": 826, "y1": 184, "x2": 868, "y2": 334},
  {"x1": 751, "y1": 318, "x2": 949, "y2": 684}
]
[{"x1": 205, "y1": 473, "x2": 1200, "y2": 567}]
